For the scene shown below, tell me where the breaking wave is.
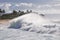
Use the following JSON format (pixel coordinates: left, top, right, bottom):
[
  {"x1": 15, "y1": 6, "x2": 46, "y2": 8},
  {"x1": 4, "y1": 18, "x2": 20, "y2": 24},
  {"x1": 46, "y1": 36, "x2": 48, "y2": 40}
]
[{"x1": 8, "y1": 13, "x2": 60, "y2": 34}]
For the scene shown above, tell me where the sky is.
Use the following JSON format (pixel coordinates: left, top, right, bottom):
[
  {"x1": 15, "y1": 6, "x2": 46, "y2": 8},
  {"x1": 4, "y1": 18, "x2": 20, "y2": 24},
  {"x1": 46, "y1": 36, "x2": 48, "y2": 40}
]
[{"x1": 0, "y1": 0, "x2": 60, "y2": 14}]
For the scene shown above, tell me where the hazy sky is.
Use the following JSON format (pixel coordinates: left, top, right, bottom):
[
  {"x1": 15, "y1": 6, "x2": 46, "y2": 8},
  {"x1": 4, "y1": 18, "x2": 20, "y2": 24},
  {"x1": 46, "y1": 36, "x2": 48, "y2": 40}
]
[{"x1": 0, "y1": 0, "x2": 60, "y2": 14}]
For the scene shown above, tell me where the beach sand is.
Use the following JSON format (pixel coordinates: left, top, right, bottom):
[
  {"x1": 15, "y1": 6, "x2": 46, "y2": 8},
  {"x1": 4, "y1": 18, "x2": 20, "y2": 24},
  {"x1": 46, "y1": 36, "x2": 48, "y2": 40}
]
[
  {"x1": 0, "y1": 19, "x2": 11, "y2": 24},
  {"x1": 0, "y1": 19, "x2": 11, "y2": 29}
]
